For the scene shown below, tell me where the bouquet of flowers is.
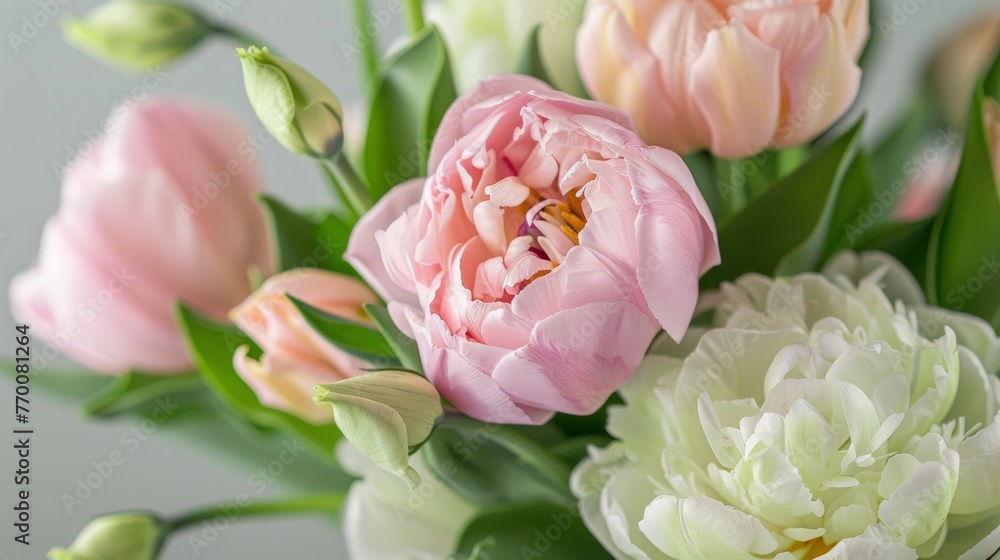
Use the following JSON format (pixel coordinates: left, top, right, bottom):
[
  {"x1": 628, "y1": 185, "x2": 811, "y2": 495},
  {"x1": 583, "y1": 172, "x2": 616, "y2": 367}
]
[{"x1": 11, "y1": 0, "x2": 1000, "y2": 558}]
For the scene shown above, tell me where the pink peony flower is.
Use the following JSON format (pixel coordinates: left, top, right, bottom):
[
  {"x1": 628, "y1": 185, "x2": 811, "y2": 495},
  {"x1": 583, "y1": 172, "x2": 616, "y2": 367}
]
[
  {"x1": 229, "y1": 269, "x2": 380, "y2": 424},
  {"x1": 10, "y1": 98, "x2": 273, "y2": 374},
  {"x1": 347, "y1": 76, "x2": 719, "y2": 424},
  {"x1": 576, "y1": 0, "x2": 869, "y2": 158}
]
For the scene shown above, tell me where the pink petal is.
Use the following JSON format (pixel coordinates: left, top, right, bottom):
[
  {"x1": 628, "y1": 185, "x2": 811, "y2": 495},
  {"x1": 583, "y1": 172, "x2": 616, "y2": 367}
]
[
  {"x1": 771, "y1": 15, "x2": 862, "y2": 148},
  {"x1": 405, "y1": 310, "x2": 551, "y2": 424},
  {"x1": 430, "y1": 75, "x2": 553, "y2": 172},
  {"x1": 346, "y1": 179, "x2": 424, "y2": 307},
  {"x1": 689, "y1": 21, "x2": 782, "y2": 158},
  {"x1": 635, "y1": 189, "x2": 718, "y2": 341},
  {"x1": 493, "y1": 302, "x2": 659, "y2": 415}
]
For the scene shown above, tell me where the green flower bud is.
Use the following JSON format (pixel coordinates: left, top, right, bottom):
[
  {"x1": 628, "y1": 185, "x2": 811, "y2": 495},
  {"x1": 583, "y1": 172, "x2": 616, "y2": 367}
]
[
  {"x1": 316, "y1": 371, "x2": 443, "y2": 487},
  {"x1": 238, "y1": 46, "x2": 344, "y2": 158},
  {"x1": 48, "y1": 512, "x2": 165, "y2": 560},
  {"x1": 63, "y1": 0, "x2": 211, "y2": 70}
]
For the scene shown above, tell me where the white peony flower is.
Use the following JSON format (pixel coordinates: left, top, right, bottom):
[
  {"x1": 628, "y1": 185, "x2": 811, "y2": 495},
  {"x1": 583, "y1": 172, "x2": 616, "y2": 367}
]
[
  {"x1": 572, "y1": 252, "x2": 1000, "y2": 560},
  {"x1": 337, "y1": 440, "x2": 477, "y2": 560},
  {"x1": 424, "y1": 0, "x2": 582, "y2": 94}
]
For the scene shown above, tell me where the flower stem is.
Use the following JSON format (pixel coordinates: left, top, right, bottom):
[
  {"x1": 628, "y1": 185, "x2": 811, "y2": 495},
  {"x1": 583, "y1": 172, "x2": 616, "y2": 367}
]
[
  {"x1": 403, "y1": 0, "x2": 425, "y2": 36},
  {"x1": 325, "y1": 152, "x2": 372, "y2": 217},
  {"x1": 167, "y1": 494, "x2": 344, "y2": 533},
  {"x1": 438, "y1": 415, "x2": 573, "y2": 498},
  {"x1": 351, "y1": 0, "x2": 380, "y2": 98},
  {"x1": 210, "y1": 24, "x2": 271, "y2": 51}
]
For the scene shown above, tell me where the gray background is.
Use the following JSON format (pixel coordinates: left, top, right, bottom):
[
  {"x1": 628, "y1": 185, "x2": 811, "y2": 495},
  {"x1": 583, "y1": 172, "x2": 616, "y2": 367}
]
[{"x1": 0, "y1": 0, "x2": 998, "y2": 558}]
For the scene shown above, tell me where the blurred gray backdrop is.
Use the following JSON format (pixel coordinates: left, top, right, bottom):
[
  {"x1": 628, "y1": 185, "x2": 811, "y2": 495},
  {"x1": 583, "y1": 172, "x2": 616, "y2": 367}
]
[{"x1": 0, "y1": 0, "x2": 997, "y2": 558}]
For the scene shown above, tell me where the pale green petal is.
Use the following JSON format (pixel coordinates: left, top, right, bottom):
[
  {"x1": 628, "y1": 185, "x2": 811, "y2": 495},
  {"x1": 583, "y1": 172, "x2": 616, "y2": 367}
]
[
  {"x1": 946, "y1": 348, "x2": 1000, "y2": 429},
  {"x1": 877, "y1": 447, "x2": 957, "y2": 547},
  {"x1": 953, "y1": 414, "x2": 1000, "y2": 516},
  {"x1": 62, "y1": 0, "x2": 209, "y2": 70},
  {"x1": 571, "y1": 445, "x2": 661, "y2": 560},
  {"x1": 639, "y1": 495, "x2": 778, "y2": 560},
  {"x1": 736, "y1": 447, "x2": 824, "y2": 528},
  {"x1": 579, "y1": 251, "x2": 1000, "y2": 559},
  {"x1": 47, "y1": 513, "x2": 162, "y2": 560},
  {"x1": 915, "y1": 305, "x2": 1000, "y2": 375},
  {"x1": 822, "y1": 251, "x2": 926, "y2": 307},
  {"x1": 238, "y1": 46, "x2": 343, "y2": 158},
  {"x1": 317, "y1": 371, "x2": 443, "y2": 485},
  {"x1": 817, "y1": 535, "x2": 918, "y2": 560}
]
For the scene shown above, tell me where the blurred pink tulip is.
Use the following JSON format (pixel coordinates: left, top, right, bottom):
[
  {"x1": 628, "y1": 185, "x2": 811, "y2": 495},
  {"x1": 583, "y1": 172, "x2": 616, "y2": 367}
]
[
  {"x1": 229, "y1": 269, "x2": 379, "y2": 424},
  {"x1": 897, "y1": 100, "x2": 1000, "y2": 222},
  {"x1": 894, "y1": 151, "x2": 958, "y2": 222},
  {"x1": 347, "y1": 76, "x2": 719, "y2": 425},
  {"x1": 576, "y1": 0, "x2": 869, "y2": 158},
  {"x1": 10, "y1": 98, "x2": 273, "y2": 374}
]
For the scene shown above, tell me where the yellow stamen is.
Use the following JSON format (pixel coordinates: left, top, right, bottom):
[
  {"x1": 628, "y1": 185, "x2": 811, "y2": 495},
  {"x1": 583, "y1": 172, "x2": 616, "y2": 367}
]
[
  {"x1": 561, "y1": 226, "x2": 580, "y2": 245},
  {"x1": 565, "y1": 188, "x2": 586, "y2": 219},
  {"x1": 528, "y1": 269, "x2": 552, "y2": 282},
  {"x1": 788, "y1": 538, "x2": 835, "y2": 560},
  {"x1": 560, "y1": 210, "x2": 586, "y2": 233}
]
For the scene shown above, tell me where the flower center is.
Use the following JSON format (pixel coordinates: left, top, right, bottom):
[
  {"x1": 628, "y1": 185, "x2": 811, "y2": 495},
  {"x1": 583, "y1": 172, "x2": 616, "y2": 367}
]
[
  {"x1": 470, "y1": 178, "x2": 589, "y2": 301},
  {"x1": 788, "y1": 534, "x2": 835, "y2": 559}
]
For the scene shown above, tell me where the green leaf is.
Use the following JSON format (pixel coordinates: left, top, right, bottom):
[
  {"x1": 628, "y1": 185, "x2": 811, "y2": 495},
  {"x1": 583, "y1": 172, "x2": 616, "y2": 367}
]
[
  {"x1": 420, "y1": 427, "x2": 566, "y2": 507},
  {"x1": 927, "y1": 87, "x2": 1000, "y2": 329},
  {"x1": 449, "y1": 538, "x2": 496, "y2": 560},
  {"x1": 363, "y1": 303, "x2": 423, "y2": 373},
  {"x1": 289, "y1": 296, "x2": 401, "y2": 369},
  {"x1": 1, "y1": 364, "x2": 109, "y2": 400},
  {"x1": 453, "y1": 502, "x2": 613, "y2": 560},
  {"x1": 258, "y1": 194, "x2": 356, "y2": 277},
  {"x1": 682, "y1": 151, "x2": 722, "y2": 221},
  {"x1": 318, "y1": 162, "x2": 361, "y2": 224},
  {"x1": 815, "y1": 149, "x2": 876, "y2": 259},
  {"x1": 516, "y1": 26, "x2": 552, "y2": 86},
  {"x1": 701, "y1": 119, "x2": 866, "y2": 287},
  {"x1": 855, "y1": 218, "x2": 935, "y2": 291},
  {"x1": 715, "y1": 156, "x2": 767, "y2": 215},
  {"x1": 985, "y1": 44, "x2": 1000, "y2": 102},
  {"x1": 776, "y1": 124, "x2": 870, "y2": 275},
  {"x1": 363, "y1": 26, "x2": 456, "y2": 200},
  {"x1": 869, "y1": 93, "x2": 939, "y2": 219},
  {"x1": 83, "y1": 371, "x2": 201, "y2": 417},
  {"x1": 175, "y1": 304, "x2": 341, "y2": 463}
]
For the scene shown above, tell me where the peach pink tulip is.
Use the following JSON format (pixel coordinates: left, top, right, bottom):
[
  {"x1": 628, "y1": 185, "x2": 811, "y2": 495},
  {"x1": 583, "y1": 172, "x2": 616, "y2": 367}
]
[
  {"x1": 229, "y1": 269, "x2": 380, "y2": 424},
  {"x1": 576, "y1": 0, "x2": 869, "y2": 158}
]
